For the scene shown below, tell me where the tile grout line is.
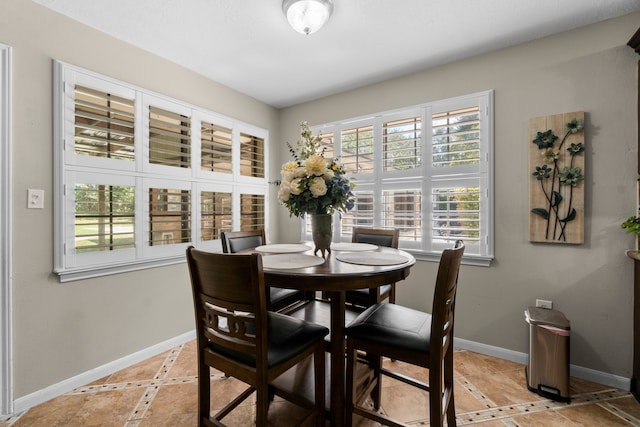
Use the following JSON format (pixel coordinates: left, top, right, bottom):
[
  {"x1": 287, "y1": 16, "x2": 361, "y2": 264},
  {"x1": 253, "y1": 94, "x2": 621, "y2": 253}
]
[
  {"x1": 407, "y1": 388, "x2": 633, "y2": 425},
  {"x1": 453, "y1": 388, "x2": 633, "y2": 425},
  {"x1": 598, "y1": 400, "x2": 640, "y2": 425},
  {"x1": 70, "y1": 376, "x2": 200, "y2": 394},
  {"x1": 458, "y1": 374, "x2": 498, "y2": 408},
  {"x1": 123, "y1": 343, "x2": 185, "y2": 427}
]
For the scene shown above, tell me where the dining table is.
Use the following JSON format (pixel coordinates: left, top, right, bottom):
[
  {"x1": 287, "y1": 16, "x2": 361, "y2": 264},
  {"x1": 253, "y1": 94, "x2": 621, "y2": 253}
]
[{"x1": 252, "y1": 242, "x2": 416, "y2": 427}]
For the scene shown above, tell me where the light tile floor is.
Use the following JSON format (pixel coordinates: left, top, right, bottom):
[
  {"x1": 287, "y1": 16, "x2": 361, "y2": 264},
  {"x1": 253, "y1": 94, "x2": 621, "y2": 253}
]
[{"x1": 2, "y1": 340, "x2": 639, "y2": 426}]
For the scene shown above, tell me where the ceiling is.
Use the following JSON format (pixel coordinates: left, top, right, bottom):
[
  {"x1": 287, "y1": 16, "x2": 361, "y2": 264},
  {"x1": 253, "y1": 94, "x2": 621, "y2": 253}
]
[{"x1": 33, "y1": 0, "x2": 640, "y2": 108}]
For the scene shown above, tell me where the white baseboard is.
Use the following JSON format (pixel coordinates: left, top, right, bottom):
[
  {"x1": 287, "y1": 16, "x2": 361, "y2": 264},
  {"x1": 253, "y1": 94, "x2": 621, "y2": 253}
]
[
  {"x1": 12, "y1": 330, "x2": 195, "y2": 415},
  {"x1": 454, "y1": 337, "x2": 631, "y2": 392}
]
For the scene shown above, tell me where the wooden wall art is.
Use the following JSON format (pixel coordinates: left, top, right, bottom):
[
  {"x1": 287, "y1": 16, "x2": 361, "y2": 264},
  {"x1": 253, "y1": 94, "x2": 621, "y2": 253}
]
[{"x1": 529, "y1": 111, "x2": 585, "y2": 244}]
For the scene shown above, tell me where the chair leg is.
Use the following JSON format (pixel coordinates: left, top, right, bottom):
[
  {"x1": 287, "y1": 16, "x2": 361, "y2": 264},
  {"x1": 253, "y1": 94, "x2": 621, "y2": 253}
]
[
  {"x1": 197, "y1": 360, "x2": 210, "y2": 427},
  {"x1": 429, "y1": 363, "x2": 445, "y2": 427},
  {"x1": 313, "y1": 345, "x2": 326, "y2": 427},
  {"x1": 429, "y1": 387, "x2": 444, "y2": 427},
  {"x1": 447, "y1": 393, "x2": 457, "y2": 427},
  {"x1": 370, "y1": 354, "x2": 382, "y2": 410},
  {"x1": 445, "y1": 350, "x2": 456, "y2": 426},
  {"x1": 345, "y1": 340, "x2": 356, "y2": 427},
  {"x1": 256, "y1": 379, "x2": 269, "y2": 426}
]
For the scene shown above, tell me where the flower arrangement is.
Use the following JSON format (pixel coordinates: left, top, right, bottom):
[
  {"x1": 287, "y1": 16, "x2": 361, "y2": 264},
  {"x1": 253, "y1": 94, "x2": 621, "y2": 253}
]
[
  {"x1": 277, "y1": 121, "x2": 355, "y2": 218},
  {"x1": 530, "y1": 118, "x2": 584, "y2": 241}
]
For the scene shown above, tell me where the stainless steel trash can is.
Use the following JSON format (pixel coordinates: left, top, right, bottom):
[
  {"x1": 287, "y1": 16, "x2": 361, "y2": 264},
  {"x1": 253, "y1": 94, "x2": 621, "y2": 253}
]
[{"x1": 524, "y1": 306, "x2": 571, "y2": 403}]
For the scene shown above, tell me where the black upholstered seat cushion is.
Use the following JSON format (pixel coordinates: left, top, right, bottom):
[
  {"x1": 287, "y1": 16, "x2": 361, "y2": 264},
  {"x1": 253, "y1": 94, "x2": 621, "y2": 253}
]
[
  {"x1": 345, "y1": 303, "x2": 432, "y2": 354},
  {"x1": 209, "y1": 312, "x2": 329, "y2": 368},
  {"x1": 270, "y1": 287, "x2": 302, "y2": 305},
  {"x1": 345, "y1": 284, "x2": 392, "y2": 304}
]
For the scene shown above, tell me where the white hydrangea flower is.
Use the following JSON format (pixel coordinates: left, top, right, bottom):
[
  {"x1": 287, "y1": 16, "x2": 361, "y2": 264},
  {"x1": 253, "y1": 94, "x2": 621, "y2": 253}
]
[{"x1": 309, "y1": 177, "x2": 327, "y2": 197}]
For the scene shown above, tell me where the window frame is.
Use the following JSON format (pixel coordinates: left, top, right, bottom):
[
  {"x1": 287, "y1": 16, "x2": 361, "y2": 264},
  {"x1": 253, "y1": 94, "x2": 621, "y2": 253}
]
[
  {"x1": 53, "y1": 61, "x2": 269, "y2": 281},
  {"x1": 303, "y1": 91, "x2": 494, "y2": 266}
]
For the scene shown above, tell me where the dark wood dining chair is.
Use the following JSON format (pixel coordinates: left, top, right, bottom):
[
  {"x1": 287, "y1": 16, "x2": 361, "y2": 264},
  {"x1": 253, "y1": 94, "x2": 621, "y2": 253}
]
[
  {"x1": 344, "y1": 227, "x2": 400, "y2": 309},
  {"x1": 220, "y1": 230, "x2": 310, "y2": 313},
  {"x1": 186, "y1": 246, "x2": 329, "y2": 427},
  {"x1": 344, "y1": 240, "x2": 465, "y2": 427}
]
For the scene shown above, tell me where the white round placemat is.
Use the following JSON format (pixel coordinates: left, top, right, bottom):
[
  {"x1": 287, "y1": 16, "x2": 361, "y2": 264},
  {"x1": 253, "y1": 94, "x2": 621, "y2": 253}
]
[
  {"x1": 262, "y1": 254, "x2": 325, "y2": 269},
  {"x1": 336, "y1": 252, "x2": 409, "y2": 266},
  {"x1": 254, "y1": 243, "x2": 310, "y2": 254},
  {"x1": 330, "y1": 242, "x2": 377, "y2": 252}
]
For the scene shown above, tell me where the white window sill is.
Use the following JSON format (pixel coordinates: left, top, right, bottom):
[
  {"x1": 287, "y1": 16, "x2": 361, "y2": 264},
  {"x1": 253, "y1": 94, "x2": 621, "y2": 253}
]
[
  {"x1": 406, "y1": 250, "x2": 493, "y2": 267},
  {"x1": 55, "y1": 256, "x2": 188, "y2": 283}
]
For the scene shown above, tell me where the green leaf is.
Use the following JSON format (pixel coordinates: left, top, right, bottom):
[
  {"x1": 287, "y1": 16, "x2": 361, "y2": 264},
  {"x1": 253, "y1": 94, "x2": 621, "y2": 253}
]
[
  {"x1": 531, "y1": 208, "x2": 549, "y2": 219},
  {"x1": 551, "y1": 191, "x2": 562, "y2": 207},
  {"x1": 560, "y1": 208, "x2": 576, "y2": 222}
]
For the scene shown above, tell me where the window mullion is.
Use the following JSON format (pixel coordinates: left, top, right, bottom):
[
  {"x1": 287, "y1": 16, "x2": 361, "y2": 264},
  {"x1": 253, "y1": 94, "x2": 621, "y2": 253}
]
[
  {"x1": 372, "y1": 116, "x2": 383, "y2": 228},
  {"x1": 422, "y1": 106, "x2": 433, "y2": 252}
]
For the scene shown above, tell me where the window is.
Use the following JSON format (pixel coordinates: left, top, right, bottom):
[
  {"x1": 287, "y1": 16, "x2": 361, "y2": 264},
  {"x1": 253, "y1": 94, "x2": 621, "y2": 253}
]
[
  {"x1": 54, "y1": 62, "x2": 269, "y2": 281},
  {"x1": 309, "y1": 91, "x2": 493, "y2": 265}
]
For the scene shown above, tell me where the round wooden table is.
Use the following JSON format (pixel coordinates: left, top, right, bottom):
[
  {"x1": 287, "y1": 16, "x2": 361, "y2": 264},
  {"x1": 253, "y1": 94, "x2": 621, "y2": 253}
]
[{"x1": 261, "y1": 245, "x2": 415, "y2": 427}]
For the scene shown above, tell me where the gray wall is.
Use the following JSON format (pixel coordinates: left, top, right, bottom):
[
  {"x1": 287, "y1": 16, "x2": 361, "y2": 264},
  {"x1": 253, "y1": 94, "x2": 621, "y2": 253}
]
[
  {"x1": 1, "y1": 0, "x2": 638, "y2": 403},
  {"x1": 0, "y1": 0, "x2": 279, "y2": 398},
  {"x1": 278, "y1": 13, "x2": 640, "y2": 379}
]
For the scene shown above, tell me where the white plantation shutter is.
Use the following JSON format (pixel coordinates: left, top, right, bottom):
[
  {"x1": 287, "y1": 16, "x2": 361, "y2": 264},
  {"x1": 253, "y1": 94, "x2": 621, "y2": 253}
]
[
  {"x1": 148, "y1": 187, "x2": 191, "y2": 246},
  {"x1": 74, "y1": 85, "x2": 135, "y2": 161},
  {"x1": 148, "y1": 105, "x2": 191, "y2": 169},
  {"x1": 240, "y1": 133, "x2": 265, "y2": 178},
  {"x1": 200, "y1": 121, "x2": 232, "y2": 174},
  {"x1": 200, "y1": 190, "x2": 232, "y2": 241},
  {"x1": 240, "y1": 193, "x2": 265, "y2": 231},
  {"x1": 74, "y1": 183, "x2": 135, "y2": 253},
  {"x1": 340, "y1": 191, "x2": 374, "y2": 234},
  {"x1": 432, "y1": 106, "x2": 481, "y2": 168},
  {"x1": 382, "y1": 190, "x2": 421, "y2": 241},
  {"x1": 383, "y1": 116, "x2": 421, "y2": 172},
  {"x1": 431, "y1": 185, "x2": 480, "y2": 246},
  {"x1": 341, "y1": 125, "x2": 374, "y2": 174}
]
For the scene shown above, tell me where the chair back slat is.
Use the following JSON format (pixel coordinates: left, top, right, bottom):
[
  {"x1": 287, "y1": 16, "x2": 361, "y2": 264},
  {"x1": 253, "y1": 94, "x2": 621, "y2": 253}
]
[
  {"x1": 221, "y1": 230, "x2": 265, "y2": 253},
  {"x1": 200, "y1": 300, "x2": 257, "y2": 354},
  {"x1": 352, "y1": 227, "x2": 399, "y2": 249},
  {"x1": 186, "y1": 247, "x2": 267, "y2": 357}
]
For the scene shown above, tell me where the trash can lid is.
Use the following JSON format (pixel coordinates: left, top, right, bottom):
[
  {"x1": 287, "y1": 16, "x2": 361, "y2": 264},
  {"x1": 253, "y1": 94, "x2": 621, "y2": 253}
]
[{"x1": 525, "y1": 306, "x2": 571, "y2": 330}]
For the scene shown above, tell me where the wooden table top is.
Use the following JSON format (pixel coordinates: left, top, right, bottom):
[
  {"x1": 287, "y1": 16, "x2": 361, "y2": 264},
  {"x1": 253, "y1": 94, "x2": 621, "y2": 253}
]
[{"x1": 260, "y1": 246, "x2": 416, "y2": 292}]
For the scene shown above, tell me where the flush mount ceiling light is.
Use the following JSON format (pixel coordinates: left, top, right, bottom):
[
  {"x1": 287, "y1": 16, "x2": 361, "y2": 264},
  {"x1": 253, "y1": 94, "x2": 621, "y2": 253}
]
[{"x1": 282, "y1": 0, "x2": 334, "y2": 35}]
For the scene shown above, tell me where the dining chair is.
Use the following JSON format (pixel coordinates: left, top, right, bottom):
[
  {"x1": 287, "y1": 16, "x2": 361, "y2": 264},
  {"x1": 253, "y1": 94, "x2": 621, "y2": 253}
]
[
  {"x1": 344, "y1": 227, "x2": 400, "y2": 309},
  {"x1": 186, "y1": 246, "x2": 329, "y2": 427},
  {"x1": 221, "y1": 230, "x2": 310, "y2": 312},
  {"x1": 344, "y1": 240, "x2": 465, "y2": 427}
]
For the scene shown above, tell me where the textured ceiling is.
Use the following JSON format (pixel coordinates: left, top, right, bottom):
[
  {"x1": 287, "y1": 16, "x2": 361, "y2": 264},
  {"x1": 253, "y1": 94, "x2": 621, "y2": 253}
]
[{"x1": 33, "y1": 0, "x2": 640, "y2": 108}]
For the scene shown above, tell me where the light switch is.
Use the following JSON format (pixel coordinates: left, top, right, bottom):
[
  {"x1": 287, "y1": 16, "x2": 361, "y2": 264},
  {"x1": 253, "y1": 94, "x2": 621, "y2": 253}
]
[{"x1": 27, "y1": 189, "x2": 44, "y2": 209}]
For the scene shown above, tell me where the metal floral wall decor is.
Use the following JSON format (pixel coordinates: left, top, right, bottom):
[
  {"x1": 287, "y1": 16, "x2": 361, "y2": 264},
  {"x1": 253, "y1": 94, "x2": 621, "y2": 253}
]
[{"x1": 528, "y1": 112, "x2": 585, "y2": 244}]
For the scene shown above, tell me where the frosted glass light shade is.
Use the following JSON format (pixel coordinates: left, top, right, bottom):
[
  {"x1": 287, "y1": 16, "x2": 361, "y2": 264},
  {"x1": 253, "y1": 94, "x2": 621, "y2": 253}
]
[{"x1": 283, "y1": 0, "x2": 334, "y2": 35}]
